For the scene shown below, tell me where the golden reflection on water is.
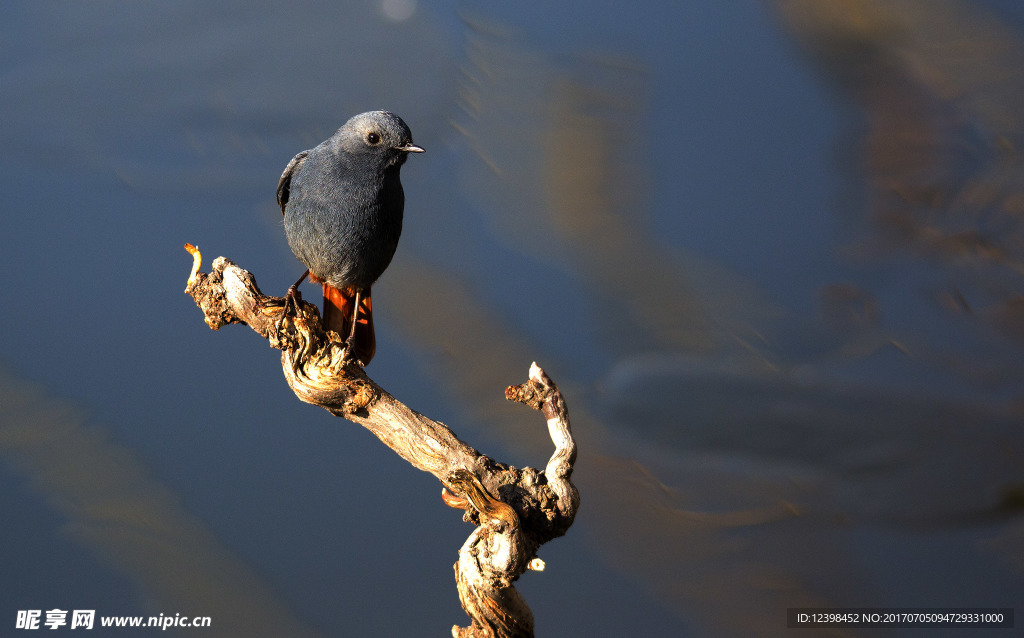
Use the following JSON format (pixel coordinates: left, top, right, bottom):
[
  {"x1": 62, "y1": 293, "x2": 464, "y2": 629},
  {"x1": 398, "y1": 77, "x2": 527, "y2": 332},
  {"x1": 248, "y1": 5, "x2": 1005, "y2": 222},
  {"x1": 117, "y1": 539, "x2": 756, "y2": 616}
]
[
  {"x1": 0, "y1": 370, "x2": 319, "y2": 637},
  {"x1": 777, "y1": 0, "x2": 1024, "y2": 380}
]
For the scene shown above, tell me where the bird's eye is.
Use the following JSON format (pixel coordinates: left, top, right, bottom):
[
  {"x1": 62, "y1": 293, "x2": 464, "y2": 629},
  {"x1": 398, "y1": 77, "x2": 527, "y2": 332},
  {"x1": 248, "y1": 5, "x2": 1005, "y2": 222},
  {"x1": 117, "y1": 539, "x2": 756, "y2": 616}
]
[{"x1": 366, "y1": 132, "x2": 381, "y2": 145}]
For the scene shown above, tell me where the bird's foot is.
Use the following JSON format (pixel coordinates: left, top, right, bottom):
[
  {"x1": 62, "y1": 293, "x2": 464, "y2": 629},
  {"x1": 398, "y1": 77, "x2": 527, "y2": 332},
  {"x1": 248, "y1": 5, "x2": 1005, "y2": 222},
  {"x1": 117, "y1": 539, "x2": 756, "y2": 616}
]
[
  {"x1": 282, "y1": 284, "x2": 303, "y2": 327},
  {"x1": 342, "y1": 334, "x2": 358, "y2": 363},
  {"x1": 271, "y1": 284, "x2": 303, "y2": 334},
  {"x1": 341, "y1": 334, "x2": 368, "y2": 367}
]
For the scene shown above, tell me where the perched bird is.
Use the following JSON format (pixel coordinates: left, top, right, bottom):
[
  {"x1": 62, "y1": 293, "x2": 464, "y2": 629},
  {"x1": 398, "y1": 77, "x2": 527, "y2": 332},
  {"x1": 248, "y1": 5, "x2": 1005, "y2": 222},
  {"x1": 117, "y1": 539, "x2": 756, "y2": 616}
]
[{"x1": 277, "y1": 110, "x2": 424, "y2": 364}]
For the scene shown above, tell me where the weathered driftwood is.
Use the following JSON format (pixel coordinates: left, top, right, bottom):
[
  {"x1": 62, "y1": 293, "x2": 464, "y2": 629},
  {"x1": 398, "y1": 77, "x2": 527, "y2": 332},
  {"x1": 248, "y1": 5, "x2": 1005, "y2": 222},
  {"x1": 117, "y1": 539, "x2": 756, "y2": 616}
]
[{"x1": 183, "y1": 245, "x2": 578, "y2": 638}]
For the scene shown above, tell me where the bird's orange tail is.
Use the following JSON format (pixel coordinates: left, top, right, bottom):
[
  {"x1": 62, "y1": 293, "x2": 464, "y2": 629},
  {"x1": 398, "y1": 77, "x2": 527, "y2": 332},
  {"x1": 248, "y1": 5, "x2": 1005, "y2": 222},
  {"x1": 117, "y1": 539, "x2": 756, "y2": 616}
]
[{"x1": 322, "y1": 285, "x2": 376, "y2": 364}]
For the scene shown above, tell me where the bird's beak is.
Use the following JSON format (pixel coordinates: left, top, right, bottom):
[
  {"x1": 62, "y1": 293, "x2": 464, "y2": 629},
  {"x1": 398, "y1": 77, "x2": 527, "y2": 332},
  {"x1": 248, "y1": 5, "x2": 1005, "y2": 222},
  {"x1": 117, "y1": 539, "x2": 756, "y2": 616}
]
[{"x1": 397, "y1": 143, "x2": 425, "y2": 153}]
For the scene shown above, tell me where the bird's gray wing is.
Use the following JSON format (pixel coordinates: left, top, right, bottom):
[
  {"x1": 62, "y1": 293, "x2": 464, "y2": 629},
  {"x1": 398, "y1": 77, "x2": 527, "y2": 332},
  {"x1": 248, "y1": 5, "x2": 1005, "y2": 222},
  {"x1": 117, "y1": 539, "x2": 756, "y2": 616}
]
[{"x1": 276, "y1": 150, "x2": 310, "y2": 214}]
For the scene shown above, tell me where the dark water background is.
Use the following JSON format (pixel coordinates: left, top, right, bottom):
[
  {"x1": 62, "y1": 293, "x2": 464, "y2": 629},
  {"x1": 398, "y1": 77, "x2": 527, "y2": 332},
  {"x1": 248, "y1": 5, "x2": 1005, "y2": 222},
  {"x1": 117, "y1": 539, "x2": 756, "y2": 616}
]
[{"x1": 3, "y1": 1, "x2": 1024, "y2": 636}]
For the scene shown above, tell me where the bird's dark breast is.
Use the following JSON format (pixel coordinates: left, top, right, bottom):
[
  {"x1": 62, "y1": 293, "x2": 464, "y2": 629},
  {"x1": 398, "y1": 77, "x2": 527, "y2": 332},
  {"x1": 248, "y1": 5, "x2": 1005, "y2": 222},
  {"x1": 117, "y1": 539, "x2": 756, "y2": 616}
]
[{"x1": 283, "y1": 161, "x2": 404, "y2": 290}]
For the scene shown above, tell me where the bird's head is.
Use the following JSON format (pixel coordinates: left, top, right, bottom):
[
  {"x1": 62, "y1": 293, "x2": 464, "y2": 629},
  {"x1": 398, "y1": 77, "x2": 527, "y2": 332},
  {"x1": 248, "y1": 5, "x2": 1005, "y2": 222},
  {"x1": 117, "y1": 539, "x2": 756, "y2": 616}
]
[{"x1": 337, "y1": 110, "x2": 424, "y2": 166}]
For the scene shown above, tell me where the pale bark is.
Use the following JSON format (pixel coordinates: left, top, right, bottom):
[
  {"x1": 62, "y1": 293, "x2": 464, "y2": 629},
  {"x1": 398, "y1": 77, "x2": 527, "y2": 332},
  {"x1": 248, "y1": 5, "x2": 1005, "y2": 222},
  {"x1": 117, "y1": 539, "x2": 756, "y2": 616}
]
[{"x1": 184, "y1": 246, "x2": 578, "y2": 637}]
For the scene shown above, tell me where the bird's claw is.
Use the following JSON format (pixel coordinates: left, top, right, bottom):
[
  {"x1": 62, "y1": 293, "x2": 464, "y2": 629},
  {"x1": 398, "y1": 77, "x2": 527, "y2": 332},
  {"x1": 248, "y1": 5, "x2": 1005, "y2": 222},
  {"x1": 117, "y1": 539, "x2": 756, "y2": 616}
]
[
  {"x1": 341, "y1": 334, "x2": 368, "y2": 367},
  {"x1": 274, "y1": 284, "x2": 303, "y2": 334}
]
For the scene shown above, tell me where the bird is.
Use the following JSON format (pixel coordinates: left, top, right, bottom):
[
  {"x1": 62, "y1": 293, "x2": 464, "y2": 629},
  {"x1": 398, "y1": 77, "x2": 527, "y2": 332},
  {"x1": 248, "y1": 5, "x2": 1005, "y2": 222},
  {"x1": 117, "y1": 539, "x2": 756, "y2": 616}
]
[{"x1": 276, "y1": 110, "x2": 424, "y2": 365}]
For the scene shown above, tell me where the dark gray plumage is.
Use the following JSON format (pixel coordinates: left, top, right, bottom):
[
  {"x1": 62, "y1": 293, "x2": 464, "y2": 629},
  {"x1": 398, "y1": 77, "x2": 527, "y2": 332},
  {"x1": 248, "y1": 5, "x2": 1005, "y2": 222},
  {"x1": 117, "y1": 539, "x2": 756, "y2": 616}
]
[{"x1": 277, "y1": 110, "x2": 423, "y2": 363}]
